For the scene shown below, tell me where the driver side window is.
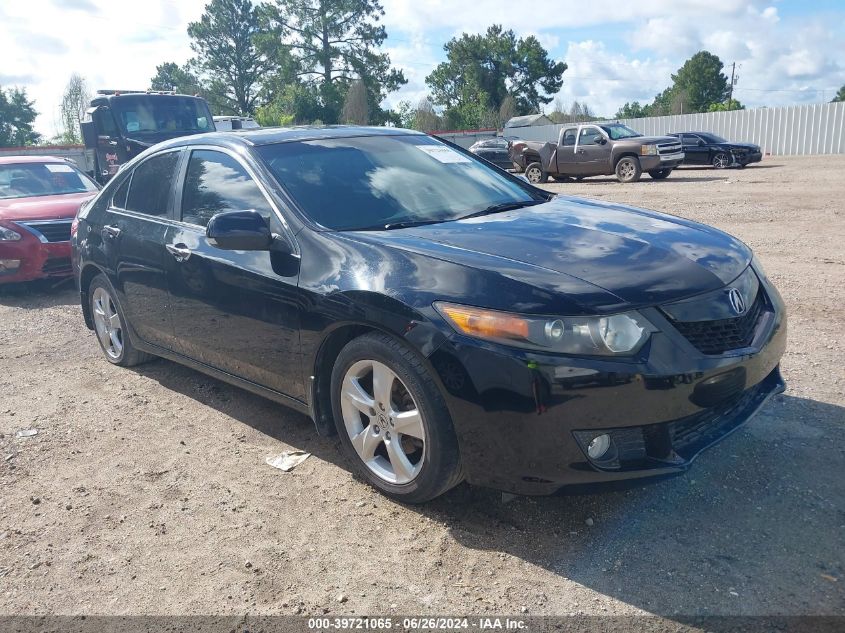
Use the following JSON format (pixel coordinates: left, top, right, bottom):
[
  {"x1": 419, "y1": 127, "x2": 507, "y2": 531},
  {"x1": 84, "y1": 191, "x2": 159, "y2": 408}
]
[
  {"x1": 180, "y1": 150, "x2": 273, "y2": 228},
  {"x1": 579, "y1": 128, "x2": 603, "y2": 145}
]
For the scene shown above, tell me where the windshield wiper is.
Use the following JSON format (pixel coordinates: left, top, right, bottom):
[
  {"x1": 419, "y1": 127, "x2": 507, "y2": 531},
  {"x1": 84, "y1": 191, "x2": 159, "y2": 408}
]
[
  {"x1": 352, "y1": 218, "x2": 448, "y2": 232},
  {"x1": 457, "y1": 200, "x2": 544, "y2": 221}
]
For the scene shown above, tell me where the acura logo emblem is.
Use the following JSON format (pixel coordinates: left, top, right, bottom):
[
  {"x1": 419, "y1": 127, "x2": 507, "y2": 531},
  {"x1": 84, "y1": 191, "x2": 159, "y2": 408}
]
[{"x1": 728, "y1": 288, "x2": 746, "y2": 315}]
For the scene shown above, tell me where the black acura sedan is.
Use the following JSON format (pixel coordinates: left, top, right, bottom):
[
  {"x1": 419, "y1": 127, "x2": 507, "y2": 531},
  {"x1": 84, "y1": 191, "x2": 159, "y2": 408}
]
[
  {"x1": 668, "y1": 132, "x2": 763, "y2": 168},
  {"x1": 72, "y1": 126, "x2": 786, "y2": 502}
]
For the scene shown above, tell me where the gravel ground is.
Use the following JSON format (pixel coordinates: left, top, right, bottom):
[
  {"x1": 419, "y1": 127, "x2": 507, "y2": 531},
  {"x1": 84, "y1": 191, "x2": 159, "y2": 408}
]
[{"x1": 0, "y1": 155, "x2": 843, "y2": 618}]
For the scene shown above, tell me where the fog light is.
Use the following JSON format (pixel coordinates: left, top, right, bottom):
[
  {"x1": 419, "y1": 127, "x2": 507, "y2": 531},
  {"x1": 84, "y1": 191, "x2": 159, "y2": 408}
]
[
  {"x1": 587, "y1": 434, "x2": 611, "y2": 459},
  {"x1": 0, "y1": 259, "x2": 21, "y2": 272}
]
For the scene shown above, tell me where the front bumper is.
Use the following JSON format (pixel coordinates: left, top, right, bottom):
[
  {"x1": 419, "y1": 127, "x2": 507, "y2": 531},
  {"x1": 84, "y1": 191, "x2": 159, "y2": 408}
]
[
  {"x1": 428, "y1": 274, "x2": 787, "y2": 495},
  {"x1": 641, "y1": 152, "x2": 685, "y2": 171},
  {"x1": 0, "y1": 230, "x2": 72, "y2": 284}
]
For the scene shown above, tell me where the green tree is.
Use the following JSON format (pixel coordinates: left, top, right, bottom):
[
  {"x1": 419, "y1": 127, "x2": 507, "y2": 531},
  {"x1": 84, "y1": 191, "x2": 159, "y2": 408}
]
[
  {"x1": 341, "y1": 79, "x2": 368, "y2": 124},
  {"x1": 260, "y1": 0, "x2": 406, "y2": 124},
  {"x1": 833, "y1": 85, "x2": 845, "y2": 102},
  {"x1": 187, "y1": 0, "x2": 278, "y2": 115},
  {"x1": 426, "y1": 25, "x2": 566, "y2": 127},
  {"x1": 58, "y1": 73, "x2": 91, "y2": 145},
  {"x1": 150, "y1": 62, "x2": 204, "y2": 96},
  {"x1": 708, "y1": 98, "x2": 744, "y2": 112},
  {"x1": 655, "y1": 51, "x2": 730, "y2": 114},
  {"x1": 0, "y1": 86, "x2": 40, "y2": 147},
  {"x1": 615, "y1": 101, "x2": 649, "y2": 119}
]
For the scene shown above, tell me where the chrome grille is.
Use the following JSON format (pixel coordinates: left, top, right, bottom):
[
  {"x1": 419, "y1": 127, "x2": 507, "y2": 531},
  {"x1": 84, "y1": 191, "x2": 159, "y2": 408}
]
[
  {"x1": 18, "y1": 220, "x2": 73, "y2": 243},
  {"x1": 657, "y1": 142, "x2": 683, "y2": 155}
]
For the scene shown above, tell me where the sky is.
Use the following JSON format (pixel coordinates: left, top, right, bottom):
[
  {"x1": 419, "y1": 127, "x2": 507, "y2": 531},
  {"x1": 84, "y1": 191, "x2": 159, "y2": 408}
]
[{"x1": 1, "y1": 0, "x2": 843, "y2": 138}]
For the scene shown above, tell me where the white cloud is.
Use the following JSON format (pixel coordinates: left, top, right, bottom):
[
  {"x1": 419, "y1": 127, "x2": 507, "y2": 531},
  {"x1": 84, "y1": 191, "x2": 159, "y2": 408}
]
[{"x1": 0, "y1": 0, "x2": 206, "y2": 138}]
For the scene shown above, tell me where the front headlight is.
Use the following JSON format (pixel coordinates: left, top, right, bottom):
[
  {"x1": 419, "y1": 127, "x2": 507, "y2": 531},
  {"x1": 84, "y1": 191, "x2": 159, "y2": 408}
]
[
  {"x1": 640, "y1": 145, "x2": 658, "y2": 156},
  {"x1": 0, "y1": 225, "x2": 22, "y2": 241},
  {"x1": 434, "y1": 302, "x2": 656, "y2": 356}
]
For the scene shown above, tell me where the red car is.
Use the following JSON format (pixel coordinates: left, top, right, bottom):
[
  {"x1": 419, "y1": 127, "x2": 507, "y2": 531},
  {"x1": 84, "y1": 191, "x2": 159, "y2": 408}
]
[{"x1": 0, "y1": 156, "x2": 99, "y2": 284}]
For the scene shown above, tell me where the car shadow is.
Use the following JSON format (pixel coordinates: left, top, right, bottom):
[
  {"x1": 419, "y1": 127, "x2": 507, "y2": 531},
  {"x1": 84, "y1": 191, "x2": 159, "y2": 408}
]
[
  {"x1": 0, "y1": 278, "x2": 77, "y2": 308},
  {"x1": 556, "y1": 176, "x2": 730, "y2": 185},
  {"x1": 126, "y1": 359, "x2": 845, "y2": 617}
]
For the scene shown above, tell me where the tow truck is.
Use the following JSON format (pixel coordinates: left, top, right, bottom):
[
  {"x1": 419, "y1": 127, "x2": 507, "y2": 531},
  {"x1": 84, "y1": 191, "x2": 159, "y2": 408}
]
[{"x1": 81, "y1": 90, "x2": 215, "y2": 184}]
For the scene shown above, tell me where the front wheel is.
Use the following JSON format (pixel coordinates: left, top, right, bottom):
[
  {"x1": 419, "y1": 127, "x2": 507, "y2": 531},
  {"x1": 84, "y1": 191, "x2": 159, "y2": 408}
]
[
  {"x1": 615, "y1": 156, "x2": 642, "y2": 183},
  {"x1": 648, "y1": 168, "x2": 672, "y2": 180},
  {"x1": 331, "y1": 332, "x2": 462, "y2": 503},
  {"x1": 524, "y1": 162, "x2": 548, "y2": 184}
]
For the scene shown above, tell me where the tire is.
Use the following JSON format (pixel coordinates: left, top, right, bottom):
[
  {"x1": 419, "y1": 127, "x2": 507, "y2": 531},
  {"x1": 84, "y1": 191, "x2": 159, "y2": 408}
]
[
  {"x1": 615, "y1": 156, "x2": 642, "y2": 183},
  {"x1": 648, "y1": 168, "x2": 672, "y2": 180},
  {"x1": 331, "y1": 332, "x2": 463, "y2": 503},
  {"x1": 88, "y1": 274, "x2": 154, "y2": 367},
  {"x1": 712, "y1": 152, "x2": 730, "y2": 169},
  {"x1": 524, "y1": 162, "x2": 548, "y2": 184}
]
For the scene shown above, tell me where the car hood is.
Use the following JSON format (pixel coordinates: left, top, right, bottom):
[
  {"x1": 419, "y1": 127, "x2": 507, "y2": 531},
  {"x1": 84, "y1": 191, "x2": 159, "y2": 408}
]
[
  {"x1": 0, "y1": 192, "x2": 96, "y2": 222},
  {"x1": 721, "y1": 142, "x2": 760, "y2": 150},
  {"x1": 357, "y1": 196, "x2": 752, "y2": 309}
]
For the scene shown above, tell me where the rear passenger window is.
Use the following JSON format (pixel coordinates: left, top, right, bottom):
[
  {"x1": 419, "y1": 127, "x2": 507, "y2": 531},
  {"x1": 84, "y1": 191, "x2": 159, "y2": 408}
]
[
  {"x1": 111, "y1": 175, "x2": 130, "y2": 209},
  {"x1": 180, "y1": 150, "x2": 272, "y2": 227},
  {"x1": 125, "y1": 152, "x2": 180, "y2": 217}
]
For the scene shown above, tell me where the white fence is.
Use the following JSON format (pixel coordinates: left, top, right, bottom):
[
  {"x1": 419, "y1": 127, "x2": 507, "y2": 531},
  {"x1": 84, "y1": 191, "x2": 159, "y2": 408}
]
[
  {"x1": 509, "y1": 102, "x2": 845, "y2": 156},
  {"x1": 0, "y1": 145, "x2": 93, "y2": 172}
]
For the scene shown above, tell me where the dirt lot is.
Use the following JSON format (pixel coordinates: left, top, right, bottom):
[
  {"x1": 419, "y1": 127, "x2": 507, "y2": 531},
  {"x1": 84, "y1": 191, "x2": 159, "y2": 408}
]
[{"x1": 1, "y1": 155, "x2": 843, "y2": 618}]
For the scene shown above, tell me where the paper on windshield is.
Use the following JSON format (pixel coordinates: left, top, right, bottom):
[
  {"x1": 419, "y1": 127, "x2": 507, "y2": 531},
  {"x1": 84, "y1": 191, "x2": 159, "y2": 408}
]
[
  {"x1": 417, "y1": 145, "x2": 472, "y2": 164},
  {"x1": 45, "y1": 164, "x2": 75, "y2": 173}
]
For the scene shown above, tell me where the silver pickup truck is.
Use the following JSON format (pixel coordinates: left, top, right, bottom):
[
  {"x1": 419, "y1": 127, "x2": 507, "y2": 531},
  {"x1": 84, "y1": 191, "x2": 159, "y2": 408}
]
[{"x1": 509, "y1": 122, "x2": 685, "y2": 184}]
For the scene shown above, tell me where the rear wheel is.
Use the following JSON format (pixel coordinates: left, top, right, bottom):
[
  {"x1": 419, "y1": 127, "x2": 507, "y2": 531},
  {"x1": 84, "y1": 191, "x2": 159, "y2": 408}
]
[
  {"x1": 89, "y1": 275, "x2": 154, "y2": 367},
  {"x1": 331, "y1": 332, "x2": 462, "y2": 503},
  {"x1": 524, "y1": 162, "x2": 548, "y2": 184},
  {"x1": 712, "y1": 152, "x2": 731, "y2": 169},
  {"x1": 648, "y1": 168, "x2": 672, "y2": 180},
  {"x1": 615, "y1": 156, "x2": 642, "y2": 183}
]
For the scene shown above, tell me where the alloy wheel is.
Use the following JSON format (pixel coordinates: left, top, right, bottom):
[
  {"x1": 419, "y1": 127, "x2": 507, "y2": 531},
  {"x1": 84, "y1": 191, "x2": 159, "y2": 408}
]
[
  {"x1": 526, "y1": 166, "x2": 542, "y2": 183},
  {"x1": 619, "y1": 161, "x2": 635, "y2": 180},
  {"x1": 92, "y1": 287, "x2": 123, "y2": 360},
  {"x1": 339, "y1": 359, "x2": 426, "y2": 485},
  {"x1": 713, "y1": 153, "x2": 730, "y2": 169}
]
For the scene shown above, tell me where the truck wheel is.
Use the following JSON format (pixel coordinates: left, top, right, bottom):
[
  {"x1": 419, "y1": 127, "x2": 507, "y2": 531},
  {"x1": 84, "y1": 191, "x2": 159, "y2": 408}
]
[
  {"x1": 648, "y1": 168, "x2": 672, "y2": 180},
  {"x1": 524, "y1": 162, "x2": 548, "y2": 184},
  {"x1": 712, "y1": 152, "x2": 730, "y2": 169},
  {"x1": 615, "y1": 157, "x2": 642, "y2": 183}
]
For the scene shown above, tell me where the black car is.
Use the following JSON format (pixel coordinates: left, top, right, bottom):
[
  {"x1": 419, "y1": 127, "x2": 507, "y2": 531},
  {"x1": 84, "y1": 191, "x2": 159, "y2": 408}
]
[
  {"x1": 72, "y1": 126, "x2": 786, "y2": 503},
  {"x1": 468, "y1": 137, "x2": 514, "y2": 170},
  {"x1": 668, "y1": 132, "x2": 763, "y2": 168}
]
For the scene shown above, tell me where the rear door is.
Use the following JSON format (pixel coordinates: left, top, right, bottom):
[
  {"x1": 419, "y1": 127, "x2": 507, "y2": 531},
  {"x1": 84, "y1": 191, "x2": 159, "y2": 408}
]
[
  {"x1": 165, "y1": 148, "x2": 304, "y2": 399},
  {"x1": 100, "y1": 149, "x2": 182, "y2": 350}
]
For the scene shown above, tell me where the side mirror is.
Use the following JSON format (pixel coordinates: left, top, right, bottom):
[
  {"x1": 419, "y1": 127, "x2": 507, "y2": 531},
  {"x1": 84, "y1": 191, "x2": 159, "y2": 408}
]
[
  {"x1": 595, "y1": 137, "x2": 608, "y2": 145},
  {"x1": 80, "y1": 121, "x2": 98, "y2": 148},
  {"x1": 206, "y1": 210, "x2": 273, "y2": 251}
]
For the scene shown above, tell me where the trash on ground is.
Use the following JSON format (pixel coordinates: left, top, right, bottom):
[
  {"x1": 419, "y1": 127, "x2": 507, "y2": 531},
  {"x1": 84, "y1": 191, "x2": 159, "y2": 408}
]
[
  {"x1": 265, "y1": 450, "x2": 311, "y2": 472},
  {"x1": 15, "y1": 429, "x2": 37, "y2": 438}
]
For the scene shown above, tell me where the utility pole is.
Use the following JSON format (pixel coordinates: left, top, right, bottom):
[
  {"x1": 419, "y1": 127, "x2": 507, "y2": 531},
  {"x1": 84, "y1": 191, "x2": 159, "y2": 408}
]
[{"x1": 729, "y1": 62, "x2": 736, "y2": 104}]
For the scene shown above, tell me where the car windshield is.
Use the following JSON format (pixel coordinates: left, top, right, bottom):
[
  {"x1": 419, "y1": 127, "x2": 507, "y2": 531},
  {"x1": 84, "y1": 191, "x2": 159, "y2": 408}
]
[
  {"x1": 0, "y1": 162, "x2": 99, "y2": 199},
  {"x1": 110, "y1": 96, "x2": 214, "y2": 135},
  {"x1": 257, "y1": 135, "x2": 540, "y2": 231},
  {"x1": 599, "y1": 124, "x2": 642, "y2": 140}
]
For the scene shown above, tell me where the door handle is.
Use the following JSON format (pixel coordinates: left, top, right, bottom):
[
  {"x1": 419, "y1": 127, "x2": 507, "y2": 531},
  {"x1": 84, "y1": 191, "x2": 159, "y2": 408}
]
[
  {"x1": 578, "y1": 149, "x2": 586, "y2": 154},
  {"x1": 102, "y1": 225, "x2": 121, "y2": 239},
  {"x1": 166, "y1": 243, "x2": 192, "y2": 262}
]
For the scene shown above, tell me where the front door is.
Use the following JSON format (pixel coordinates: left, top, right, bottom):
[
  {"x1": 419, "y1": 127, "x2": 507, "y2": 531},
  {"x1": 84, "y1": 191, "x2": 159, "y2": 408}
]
[
  {"x1": 165, "y1": 149, "x2": 304, "y2": 399},
  {"x1": 100, "y1": 149, "x2": 182, "y2": 350},
  {"x1": 555, "y1": 127, "x2": 579, "y2": 175},
  {"x1": 574, "y1": 126, "x2": 613, "y2": 174},
  {"x1": 92, "y1": 107, "x2": 126, "y2": 182},
  {"x1": 681, "y1": 134, "x2": 709, "y2": 164}
]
